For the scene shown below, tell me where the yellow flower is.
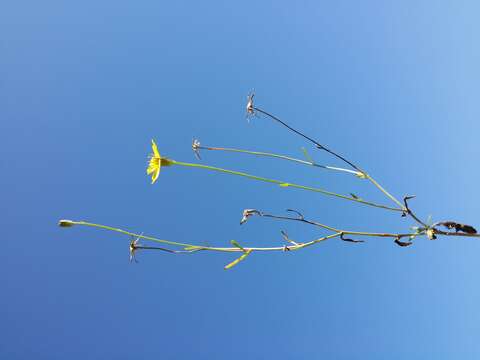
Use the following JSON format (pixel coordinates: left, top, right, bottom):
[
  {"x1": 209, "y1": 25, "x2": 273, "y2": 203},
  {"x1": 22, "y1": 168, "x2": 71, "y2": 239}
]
[{"x1": 147, "y1": 140, "x2": 173, "y2": 184}]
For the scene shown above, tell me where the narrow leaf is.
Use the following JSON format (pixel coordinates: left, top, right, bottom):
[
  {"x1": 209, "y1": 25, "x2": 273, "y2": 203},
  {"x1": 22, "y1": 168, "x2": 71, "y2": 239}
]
[
  {"x1": 224, "y1": 249, "x2": 253, "y2": 270},
  {"x1": 230, "y1": 240, "x2": 246, "y2": 252},
  {"x1": 301, "y1": 147, "x2": 314, "y2": 163}
]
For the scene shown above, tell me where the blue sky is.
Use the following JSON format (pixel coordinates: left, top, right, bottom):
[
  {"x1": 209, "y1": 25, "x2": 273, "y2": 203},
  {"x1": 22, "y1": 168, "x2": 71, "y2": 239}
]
[{"x1": 2, "y1": 1, "x2": 480, "y2": 358}]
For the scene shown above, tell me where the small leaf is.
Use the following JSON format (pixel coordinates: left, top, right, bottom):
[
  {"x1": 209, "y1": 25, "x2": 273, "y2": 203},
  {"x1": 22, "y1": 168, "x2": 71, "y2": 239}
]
[
  {"x1": 279, "y1": 183, "x2": 290, "y2": 187},
  {"x1": 281, "y1": 230, "x2": 298, "y2": 245},
  {"x1": 426, "y1": 215, "x2": 433, "y2": 226},
  {"x1": 350, "y1": 193, "x2": 359, "y2": 200},
  {"x1": 230, "y1": 240, "x2": 246, "y2": 252},
  {"x1": 224, "y1": 249, "x2": 253, "y2": 270},
  {"x1": 301, "y1": 147, "x2": 314, "y2": 163}
]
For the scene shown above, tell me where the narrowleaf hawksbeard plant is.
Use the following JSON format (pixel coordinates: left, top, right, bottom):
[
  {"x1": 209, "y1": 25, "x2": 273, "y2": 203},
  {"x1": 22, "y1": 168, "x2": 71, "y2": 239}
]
[{"x1": 59, "y1": 94, "x2": 479, "y2": 270}]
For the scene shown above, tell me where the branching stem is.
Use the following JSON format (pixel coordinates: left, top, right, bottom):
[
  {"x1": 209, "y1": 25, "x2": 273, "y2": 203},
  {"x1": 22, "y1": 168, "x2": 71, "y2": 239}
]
[
  {"x1": 171, "y1": 160, "x2": 402, "y2": 212},
  {"x1": 252, "y1": 105, "x2": 415, "y2": 217}
]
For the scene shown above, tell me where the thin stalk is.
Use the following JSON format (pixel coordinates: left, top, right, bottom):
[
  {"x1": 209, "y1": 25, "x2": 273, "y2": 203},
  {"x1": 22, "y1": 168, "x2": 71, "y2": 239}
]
[
  {"x1": 197, "y1": 145, "x2": 359, "y2": 175},
  {"x1": 66, "y1": 221, "x2": 194, "y2": 248},
  {"x1": 60, "y1": 220, "x2": 342, "y2": 252},
  {"x1": 170, "y1": 160, "x2": 402, "y2": 212},
  {"x1": 257, "y1": 212, "x2": 420, "y2": 239},
  {"x1": 364, "y1": 174, "x2": 405, "y2": 210}
]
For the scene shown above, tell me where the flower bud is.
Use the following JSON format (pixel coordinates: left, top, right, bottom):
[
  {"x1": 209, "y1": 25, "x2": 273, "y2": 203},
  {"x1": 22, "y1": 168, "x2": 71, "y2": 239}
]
[{"x1": 58, "y1": 219, "x2": 75, "y2": 227}]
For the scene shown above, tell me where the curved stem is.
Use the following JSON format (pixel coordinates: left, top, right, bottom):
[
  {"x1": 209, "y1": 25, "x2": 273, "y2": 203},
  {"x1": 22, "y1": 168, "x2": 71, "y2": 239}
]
[
  {"x1": 60, "y1": 220, "x2": 342, "y2": 252},
  {"x1": 171, "y1": 160, "x2": 402, "y2": 212}
]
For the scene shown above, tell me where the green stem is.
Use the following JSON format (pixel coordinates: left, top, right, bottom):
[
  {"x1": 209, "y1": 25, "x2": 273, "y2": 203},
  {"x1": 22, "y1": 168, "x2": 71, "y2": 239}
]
[
  {"x1": 66, "y1": 221, "x2": 194, "y2": 247},
  {"x1": 200, "y1": 146, "x2": 359, "y2": 175},
  {"x1": 199, "y1": 146, "x2": 405, "y2": 211},
  {"x1": 364, "y1": 174, "x2": 405, "y2": 210},
  {"x1": 171, "y1": 160, "x2": 402, "y2": 212}
]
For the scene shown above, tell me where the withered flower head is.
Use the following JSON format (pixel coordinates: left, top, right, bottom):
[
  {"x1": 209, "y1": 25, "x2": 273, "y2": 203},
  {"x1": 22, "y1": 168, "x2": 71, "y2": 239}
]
[
  {"x1": 129, "y1": 236, "x2": 141, "y2": 263},
  {"x1": 240, "y1": 209, "x2": 261, "y2": 225},
  {"x1": 192, "y1": 139, "x2": 201, "y2": 160},
  {"x1": 246, "y1": 93, "x2": 255, "y2": 116},
  {"x1": 426, "y1": 228, "x2": 437, "y2": 240}
]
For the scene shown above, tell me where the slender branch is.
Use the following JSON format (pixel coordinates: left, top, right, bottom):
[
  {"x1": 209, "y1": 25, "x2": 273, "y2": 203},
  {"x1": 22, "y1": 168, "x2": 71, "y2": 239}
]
[
  {"x1": 402, "y1": 196, "x2": 428, "y2": 227},
  {"x1": 171, "y1": 160, "x2": 402, "y2": 212},
  {"x1": 248, "y1": 210, "x2": 421, "y2": 240},
  {"x1": 195, "y1": 145, "x2": 360, "y2": 175}
]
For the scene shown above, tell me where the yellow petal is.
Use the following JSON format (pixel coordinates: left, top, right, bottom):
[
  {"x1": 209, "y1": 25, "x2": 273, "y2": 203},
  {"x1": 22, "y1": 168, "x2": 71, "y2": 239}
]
[
  {"x1": 151, "y1": 166, "x2": 160, "y2": 184},
  {"x1": 151, "y1": 139, "x2": 160, "y2": 158},
  {"x1": 147, "y1": 158, "x2": 158, "y2": 174}
]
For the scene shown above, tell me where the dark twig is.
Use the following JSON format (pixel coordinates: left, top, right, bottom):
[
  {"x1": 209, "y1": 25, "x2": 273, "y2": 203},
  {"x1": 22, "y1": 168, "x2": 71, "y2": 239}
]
[
  {"x1": 402, "y1": 195, "x2": 427, "y2": 227},
  {"x1": 340, "y1": 233, "x2": 364, "y2": 243},
  {"x1": 253, "y1": 106, "x2": 361, "y2": 171},
  {"x1": 394, "y1": 238, "x2": 413, "y2": 247}
]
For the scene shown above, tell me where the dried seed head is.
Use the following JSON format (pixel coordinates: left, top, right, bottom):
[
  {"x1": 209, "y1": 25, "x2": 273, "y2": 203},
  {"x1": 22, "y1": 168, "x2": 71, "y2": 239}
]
[
  {"x1": 240, "y1": 209, "x2": 261, "y2": 225},
  {"x1": 192, "y1": 139, "x2": 201, "y2": 160},
  {"x1": 129, "y1": 236, "x2": 141, "y2": 263},
  {"x1": 246, "y1": 93, "x2": 255, "y2": 116}
]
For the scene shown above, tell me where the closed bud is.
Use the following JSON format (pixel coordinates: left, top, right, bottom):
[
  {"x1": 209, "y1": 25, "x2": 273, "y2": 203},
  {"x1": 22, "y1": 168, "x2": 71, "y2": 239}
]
[{"x1": 58, "y1": 219, "x2": 75, "y2": 227}]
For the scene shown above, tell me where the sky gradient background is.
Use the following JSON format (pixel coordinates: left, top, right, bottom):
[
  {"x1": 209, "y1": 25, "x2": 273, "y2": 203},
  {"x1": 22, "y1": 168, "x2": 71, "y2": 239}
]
[{"x1": 2, "y1": 1, "x2": 480, "y2": 358}]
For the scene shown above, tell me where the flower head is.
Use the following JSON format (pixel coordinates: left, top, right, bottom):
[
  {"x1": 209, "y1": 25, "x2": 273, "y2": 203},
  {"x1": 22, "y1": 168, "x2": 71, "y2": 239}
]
[
  {"x1": 240, "y1": 209, "x2": 261, "y2": 225},
  {"x1": 129, "y1": 236, "x2": 141, "y2": 263},
  {"x1": 147, "y1": 140, "x2": 173, "y2": 184},
  {"x1": 246, "y1": 92, "x2": 255, "y2": 118},
  {"x1": 192, "y1": 139, "x2": 201, "y2": 160}
]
